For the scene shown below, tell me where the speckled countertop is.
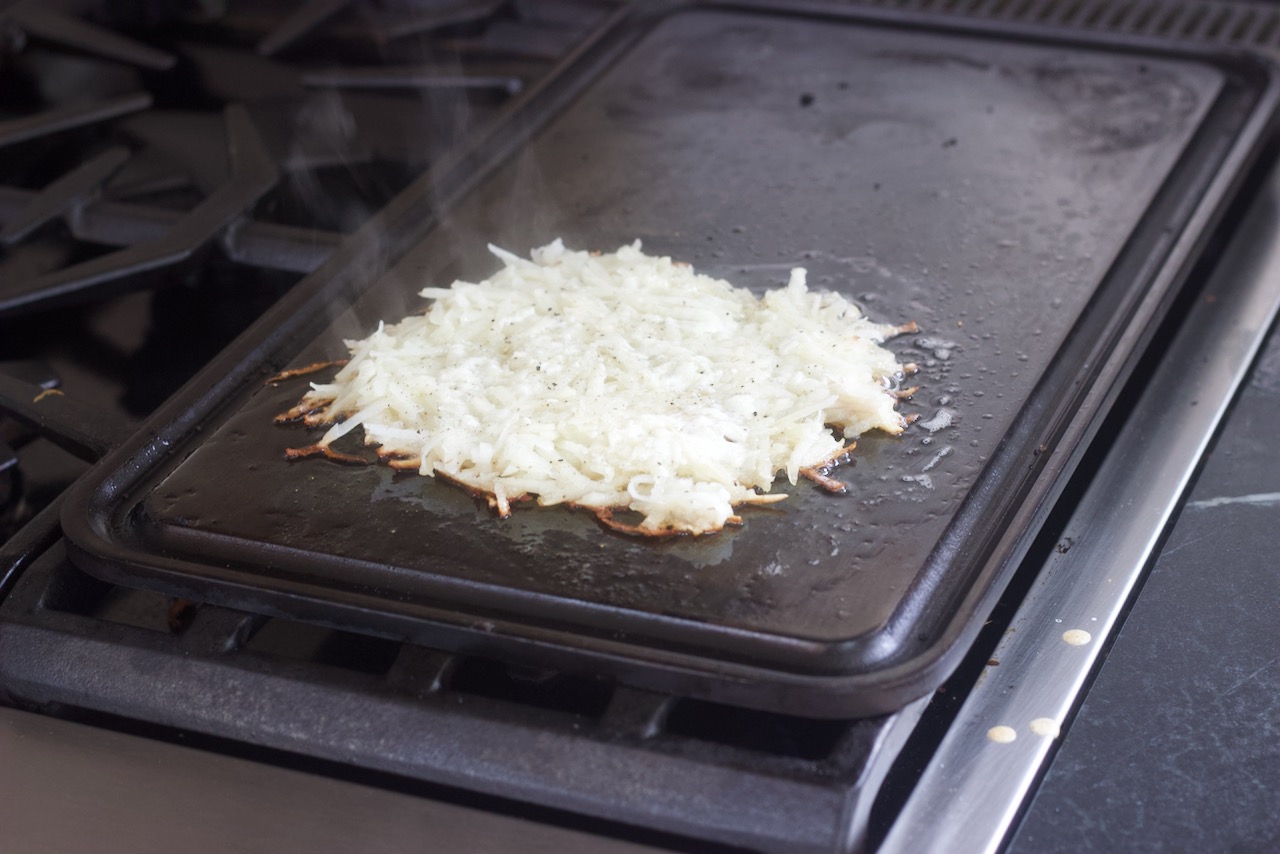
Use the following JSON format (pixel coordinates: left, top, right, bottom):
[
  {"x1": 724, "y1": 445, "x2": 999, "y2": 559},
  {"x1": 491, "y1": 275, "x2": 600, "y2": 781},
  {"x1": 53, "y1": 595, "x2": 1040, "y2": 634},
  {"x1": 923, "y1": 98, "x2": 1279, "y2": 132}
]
[{"x1": 1009, "y1": 321, "x2": 1280, "y2": 851}]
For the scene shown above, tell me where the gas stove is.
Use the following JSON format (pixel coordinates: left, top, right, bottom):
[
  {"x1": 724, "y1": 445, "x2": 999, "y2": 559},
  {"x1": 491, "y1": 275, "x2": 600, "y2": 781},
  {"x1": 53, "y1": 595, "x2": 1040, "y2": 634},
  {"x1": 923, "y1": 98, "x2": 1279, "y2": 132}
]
[{"x1": 3, "y1": 2, "x2": 1280, "y2": 853}]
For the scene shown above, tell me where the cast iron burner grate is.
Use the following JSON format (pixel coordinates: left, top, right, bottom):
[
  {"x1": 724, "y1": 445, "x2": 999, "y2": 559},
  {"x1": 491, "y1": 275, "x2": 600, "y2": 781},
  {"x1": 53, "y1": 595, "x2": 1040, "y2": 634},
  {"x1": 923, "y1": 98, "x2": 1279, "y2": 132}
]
[
  {"x1": 0, "y1": 0, "x2": 612, "y2": 527},
  {"x1": 0, "y1": 0, "x2": 615, "y2": 317},
  {"x1": 0, "y1": 502, "x2": 923, "y2": 853}
]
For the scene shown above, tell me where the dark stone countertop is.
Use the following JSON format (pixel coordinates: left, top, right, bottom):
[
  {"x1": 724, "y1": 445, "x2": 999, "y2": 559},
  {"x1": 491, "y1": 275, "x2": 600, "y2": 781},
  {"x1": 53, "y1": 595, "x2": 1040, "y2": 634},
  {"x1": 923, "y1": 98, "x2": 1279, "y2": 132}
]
[{"x1": 1009, "y1": 321, "x2": 1280, "y2": 851}]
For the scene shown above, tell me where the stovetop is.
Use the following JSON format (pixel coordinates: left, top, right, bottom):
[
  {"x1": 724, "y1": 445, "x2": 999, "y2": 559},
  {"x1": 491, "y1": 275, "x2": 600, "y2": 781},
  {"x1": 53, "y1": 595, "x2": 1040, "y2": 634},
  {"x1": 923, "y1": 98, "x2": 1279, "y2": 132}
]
[{"x1": 3, "y1": 2, "x2": 1280, "y2": 853}]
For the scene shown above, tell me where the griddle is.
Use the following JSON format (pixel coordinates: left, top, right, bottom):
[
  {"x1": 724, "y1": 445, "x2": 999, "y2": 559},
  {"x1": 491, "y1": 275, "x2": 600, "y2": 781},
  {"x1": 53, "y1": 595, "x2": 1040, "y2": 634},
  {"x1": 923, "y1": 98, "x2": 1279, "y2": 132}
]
[{"x1": 60, "y1": 1, "x2": 1278, "y2": 717}]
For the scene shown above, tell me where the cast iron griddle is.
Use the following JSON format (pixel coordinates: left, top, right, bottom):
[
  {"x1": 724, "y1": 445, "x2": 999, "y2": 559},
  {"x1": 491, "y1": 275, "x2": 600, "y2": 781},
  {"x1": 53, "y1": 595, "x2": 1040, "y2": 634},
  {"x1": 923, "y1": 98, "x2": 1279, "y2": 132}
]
[{"x1": 61, "y1": 3, "x2": 1277, "y2": 716}]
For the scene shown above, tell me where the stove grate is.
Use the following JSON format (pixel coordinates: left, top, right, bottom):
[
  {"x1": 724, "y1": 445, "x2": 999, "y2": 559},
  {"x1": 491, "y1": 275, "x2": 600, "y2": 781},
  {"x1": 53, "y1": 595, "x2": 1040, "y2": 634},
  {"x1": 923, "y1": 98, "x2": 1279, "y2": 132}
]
[
  {"x1": 0, "y1": 3, "x2": 175, "y2": 70},
  {"x1": 0, "y1": 1, "x2": 608, "y2": 320},
  {"x1": 1, "y1": 106, "x2": 279, "y2": 316},
  {"x1": 0, "y1": 510, "x2": 922, "y2": 853},
  {"x1": 0, "y1": 92, "x2": 152, "y2": 151}
]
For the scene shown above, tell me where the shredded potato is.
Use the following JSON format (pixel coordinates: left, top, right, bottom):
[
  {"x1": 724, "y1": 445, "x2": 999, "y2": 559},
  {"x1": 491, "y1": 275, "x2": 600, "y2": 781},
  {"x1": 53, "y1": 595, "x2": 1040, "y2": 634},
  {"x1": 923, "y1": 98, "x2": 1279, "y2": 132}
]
[{"x1": 284, "y1": 240, "x2": 913, "y2": 535}]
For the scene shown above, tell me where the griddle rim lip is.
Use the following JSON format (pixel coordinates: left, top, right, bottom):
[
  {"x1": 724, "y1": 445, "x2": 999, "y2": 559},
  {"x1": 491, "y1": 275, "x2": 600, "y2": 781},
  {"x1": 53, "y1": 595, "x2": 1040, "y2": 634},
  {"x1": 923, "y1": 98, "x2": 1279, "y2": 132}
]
[{"x1": 57, "y1": 1, "x2": 1280, "y2": 718}]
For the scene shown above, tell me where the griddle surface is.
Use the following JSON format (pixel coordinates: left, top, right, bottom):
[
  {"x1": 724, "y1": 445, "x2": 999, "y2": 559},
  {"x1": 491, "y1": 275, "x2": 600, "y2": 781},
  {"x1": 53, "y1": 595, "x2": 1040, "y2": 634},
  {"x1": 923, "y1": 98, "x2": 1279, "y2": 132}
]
[{"x1": 67, "y1": 6, "x2": 1270, "y2": 712}]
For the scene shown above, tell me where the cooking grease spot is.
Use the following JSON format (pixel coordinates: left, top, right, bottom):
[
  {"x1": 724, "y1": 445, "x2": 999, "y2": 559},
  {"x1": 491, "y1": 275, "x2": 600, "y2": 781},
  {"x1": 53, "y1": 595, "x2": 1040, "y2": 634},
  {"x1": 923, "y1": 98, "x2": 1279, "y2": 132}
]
[
  {"x1": 914, "y1": 336, "x2": 957, "y2": 361},
  {"x1": 922, "y1": 446, "x2": 952, "y2": 471},
  {"x1": 917, "y1": 408, "x2": 957, "y2": 433},
  {"x1": 1062, "y1": 628, "x2": 1092, "y2": 646},
  {"x1": 1030, "y1": 718, "x2": 1061, "y2": 738},
  {"x1": 987, "y1": 725, "x2": 1017, "y2": 744}
]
